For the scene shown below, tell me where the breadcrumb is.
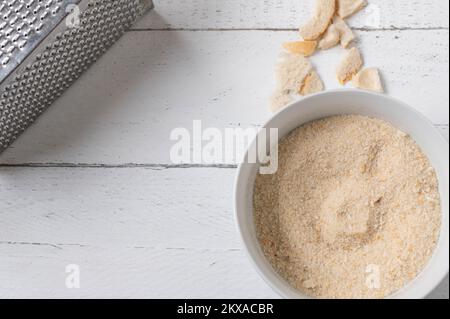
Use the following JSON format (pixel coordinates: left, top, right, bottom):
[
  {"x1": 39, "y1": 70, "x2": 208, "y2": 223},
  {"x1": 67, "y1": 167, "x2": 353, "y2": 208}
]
[
  {"x1": 353, "y1": 68, "x2": 384, "y2": 93},
  {"x1": 336, "y1": 47, "x2": 363, "y2": 84},
  {"x1": 337, "y1": 0, "x2": 367, "y2": 19},
  {"x1": 334, "y1": 17, "x2": 356, "y2": 48},
  {"x1": 283, "y1": 41, "x2": 318, "y2": 57},
  {"x1": 254, "y1": 115, "x2": 441, "y2": 299},
  {"x1": 319, "y1": 24, "x2": 340, "y2": 50},
  {"x1": 300, "y1": 71, "x2": 324, "y2": 95},
  {"x1": 300, "y1": 0, "x2": 336, "y2": 40}
]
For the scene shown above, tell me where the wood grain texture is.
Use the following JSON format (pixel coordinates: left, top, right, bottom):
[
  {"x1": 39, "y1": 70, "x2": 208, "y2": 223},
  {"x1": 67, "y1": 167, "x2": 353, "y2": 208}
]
[
  {"x1": 0, "y1": 168, "x2": 274, "y2": 299},
  {"x1": 0, "y1": 168, "x2": 238, "y2": 250},
  {"x1": 135, "y1": 0, "x2": 449, "y2": 30},
  {"x1": 0, "y1": 245, "x2": 277, "y2": 299},
  {"x1": 1, "y1": 30, "x2": 448, "y2": 165},
  {"x1": 0, "y1": 167, "x2": 447, "y2": 298}
]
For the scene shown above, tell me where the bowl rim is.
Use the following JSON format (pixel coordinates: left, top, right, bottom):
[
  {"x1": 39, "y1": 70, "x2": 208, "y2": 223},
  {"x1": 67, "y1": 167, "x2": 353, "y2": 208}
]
[{"x1": 234, "y1": 89, "x2": 449, "y2": 299}]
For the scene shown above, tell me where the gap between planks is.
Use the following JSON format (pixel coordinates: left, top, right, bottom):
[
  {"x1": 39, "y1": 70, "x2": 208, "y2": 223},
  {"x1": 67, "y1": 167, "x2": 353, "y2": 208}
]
[{"x1": 1, "y1": 125, "x2": 448, "y2": 168}]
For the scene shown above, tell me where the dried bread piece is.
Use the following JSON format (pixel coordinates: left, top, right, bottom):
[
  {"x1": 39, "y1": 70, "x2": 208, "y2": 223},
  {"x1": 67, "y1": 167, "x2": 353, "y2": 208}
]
[
  {"x1": 352, "y1": 68, "x2": 384, "y2": 93},
  {"x1": 299, "y1": 0, "x2": 336, "y2": 41},
  {"x1": 300, "y1": 71, "x2": 324, "y2": 95},
  {"x1": 337, "y1": 0, "x2": 367, "y2": 19},
  {"x1": 270, "y1": 53, "x2": 322, "y2": 112},
  {"x1": 334, "y1": 17, "x2": 355, "y2": 48},
  {"x1": 275, "y1": 52, "x2": 313, "y2": 93},
  {"x1": 270, "y1": 91, "x2": 294, "y2": 113},
  {"x1": 319, "y1": 18, "x2": 355, "y2": 50},
  {"x1": 283, "y1": 41, "x2": 318, "y2": 57},
  {"x1": 336, "y1": 47, "x2": 363, "y2": 84},
  {"x1": 319, "y1": 24, "x2": 340, "y2": 50},
  {"x1": 270, "y1": 53, "x2": 313, "y2": 112}
]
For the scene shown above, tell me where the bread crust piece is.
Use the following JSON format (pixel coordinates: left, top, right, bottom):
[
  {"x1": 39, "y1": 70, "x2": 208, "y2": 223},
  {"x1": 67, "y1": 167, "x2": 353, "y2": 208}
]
[
  {"x1": 283, "y1": 41, "x2": 318, "y2": 57},
  {"x1": 276, "y1": 52, "x2": 313, "y2": 93},
  {"x1": 352, "y1": 68, "x2": 384, "y2": 93},
  {"x1": 270, "y1": 53, "x2": 313, "y2": 112},
  {"x1": 319, "y1": 24, "x2": 340, "y2": 50},
  {"x1": 336, "y1": 47, "x2": 363, "y2": 84},
  {"x1": 300, "y1": 71, "x2": 324, "y2": 95},
  {"x1": 334, "y1": 17, "x2": 355, "y2": 48},
  {"x1": 299, "y1": 0, "x2": 336, "y2": 41},
  {"x1": 319, "y1": 18, "x2": 355, "y2": 50},
  {"x1": 337, "y1": 0, "x2": 367, "y2": 19},
  {"x1": 270, "y1": 91, "x2": 294, "y2": 113}
]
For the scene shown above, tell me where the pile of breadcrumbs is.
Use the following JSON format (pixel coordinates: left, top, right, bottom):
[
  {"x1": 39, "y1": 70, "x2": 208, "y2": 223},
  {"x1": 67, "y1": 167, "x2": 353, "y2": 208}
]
[
  {"x1": 254, "y1": 116, "x2": 441, "y2": 299},
  {"x1": 271, "y1": 0, "x2": 384, "y2": 112}
]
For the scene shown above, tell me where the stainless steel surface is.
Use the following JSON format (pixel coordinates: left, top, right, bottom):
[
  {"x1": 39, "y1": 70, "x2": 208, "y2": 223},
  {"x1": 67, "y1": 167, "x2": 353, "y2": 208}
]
[
  {"x1": 0, "y1": 0, "x2": 80, "y2": 83},
  {"x1": 0, "y1": 0, "x2": 152, "y2": 153}
]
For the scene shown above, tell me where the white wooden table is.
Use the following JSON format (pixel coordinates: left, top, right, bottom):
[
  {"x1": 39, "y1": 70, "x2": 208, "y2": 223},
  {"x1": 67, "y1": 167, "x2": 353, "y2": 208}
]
[{"x1": 0, "y1": 0, "x2": 448, "y2": 299}]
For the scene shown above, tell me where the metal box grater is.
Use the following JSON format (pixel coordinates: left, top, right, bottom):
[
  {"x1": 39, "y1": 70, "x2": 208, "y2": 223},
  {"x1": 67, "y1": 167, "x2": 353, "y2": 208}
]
[{"x1": 0, "y1": 0, "x2": 153, "y2": 154}]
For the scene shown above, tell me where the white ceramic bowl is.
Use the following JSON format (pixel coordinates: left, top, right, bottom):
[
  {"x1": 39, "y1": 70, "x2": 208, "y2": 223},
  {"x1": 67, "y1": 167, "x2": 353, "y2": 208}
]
[{"x1": 234, "y1": 89, "x2": 449, "y2": 299}]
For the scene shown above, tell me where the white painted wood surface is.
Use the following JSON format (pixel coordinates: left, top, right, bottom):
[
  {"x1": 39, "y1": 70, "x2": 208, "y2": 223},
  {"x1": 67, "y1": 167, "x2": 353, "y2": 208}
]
[
  {"x1": 1, "y1": 29, "x2": 448, "y2": 164},
  {"x1": 134, "y1": 0, "x2": 449, "y2": 30},
  {"x1": 0, "y1": 0, "x2": 448, "y2": 299}
]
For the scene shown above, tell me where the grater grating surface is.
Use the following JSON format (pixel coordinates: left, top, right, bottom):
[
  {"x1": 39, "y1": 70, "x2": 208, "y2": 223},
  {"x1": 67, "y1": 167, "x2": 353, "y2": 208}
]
[
  {"x1": 1, "y1": 0, "x2": 79, "y2": 82},
  {"x1": 0, "y1": 0, "x2": 152, "y2": 153}
]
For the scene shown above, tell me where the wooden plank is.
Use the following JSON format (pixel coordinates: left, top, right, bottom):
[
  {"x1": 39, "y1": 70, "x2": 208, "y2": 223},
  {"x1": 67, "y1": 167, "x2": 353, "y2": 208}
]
[
  {"x1": 0, "y1": 243, "x2": 446, "y2": 298},
  {"x1": 0, "y1": 244, "x2": 277, "y2": 298},
  {"x1": 0, "y1": 166, "x2": 447, "y2": 298},
  {"x1": 0, "y1": 168, "x2": 238, "y2": 250},
  {"x1": 0, "y1": 30, "x2": 448, "y2": 165},
  {"x1": 135, "y1": 0, "x2": 449, "y2": 30},
  {"x1": 0, "y1": 166, "x2": 275, "y2": 298}
]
